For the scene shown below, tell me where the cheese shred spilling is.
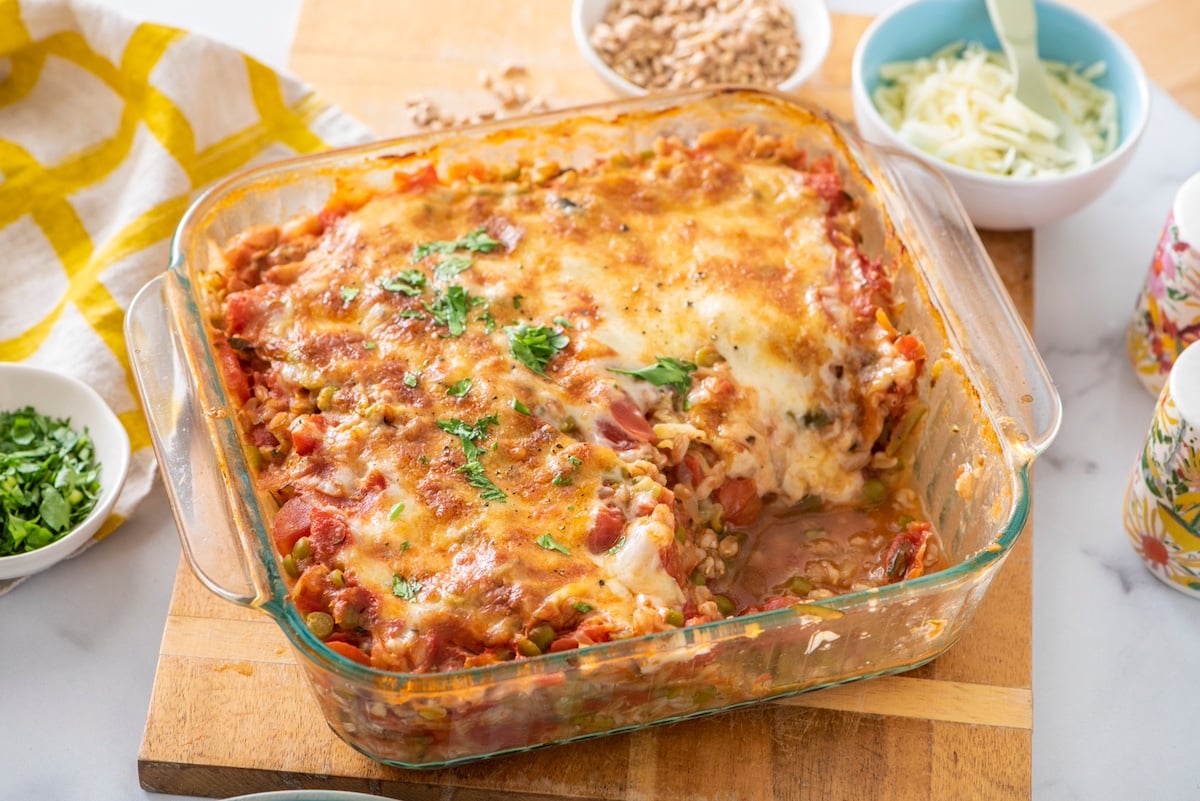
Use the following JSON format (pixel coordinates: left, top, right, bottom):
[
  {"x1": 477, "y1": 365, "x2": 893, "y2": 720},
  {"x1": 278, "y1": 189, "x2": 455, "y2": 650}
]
[{"x1": 872, "y1": 41, "x2": 1119, "y2": 178}]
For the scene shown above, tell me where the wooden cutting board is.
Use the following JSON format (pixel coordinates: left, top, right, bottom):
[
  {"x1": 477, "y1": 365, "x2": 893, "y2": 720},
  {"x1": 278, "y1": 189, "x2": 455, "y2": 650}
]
[{"x1": 138, "y1": 5, "x2": 1036, "y2": 799}]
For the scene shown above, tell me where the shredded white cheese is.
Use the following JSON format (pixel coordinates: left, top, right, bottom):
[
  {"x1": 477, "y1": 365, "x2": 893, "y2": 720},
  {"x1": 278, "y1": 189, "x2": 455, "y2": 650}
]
[{"x1": 872, "y1": 41, "x2": 1119, "y2": 177}]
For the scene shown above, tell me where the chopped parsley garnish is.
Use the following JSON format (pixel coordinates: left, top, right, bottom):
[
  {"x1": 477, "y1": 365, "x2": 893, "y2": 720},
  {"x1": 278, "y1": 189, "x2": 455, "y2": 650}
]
[
  {"x1": 512, "y1": 294, "x2": 524, "y2": 310},
  {"x1": 551, "y1": 473, "x2": 572, "y2": 487},
  {"x1": 391, "y1": 574, "x2": 422, "y2": 600},
  {"x1": 607, "y1": 535, "x2": 626, "y2": 555},
  {"x1": 403, "y1": 371, "x2": 420, "y2": 388},
  {"x1": 398, "y1": 310, "x2": 426, "y2": 320},
  {"x1": 609, "y1": 356, "x2": 697, "y2": 396},
  {"x1": 511, "y1": 398, "x2": 530, "y2": 415},
  {"x1": 0, "y1": 407, "x2": 101, "y2": 555},
  {"x1": 378, "y1": 270, "x2": 426, "y2": 296},
  {"x1": 573, "y1": 601, "x2": 593, "y2": 614},
  {"x1": 388, "y1": 502, "x2": 405, "y2": 520},
  {"x1": 506, "y1": 323, "x2": 569, "y2": 376},
  {"x1": 437, "y1": 415, "x2": 498, "y2": 460},
  {"x1": 460, "y1": 228, "x2": 502, "y2": 252},
  {"x1": 433, "y1": 255, "x2": 475, "y2": 282},
  {"x1": 567, "y1": 455, "x2": 582, "y2": 467},
  {"x1": 537, "y1": 533, "x2": 570, "y2": 555},
  {"x1": 425, "y1": 285, "x2": 486, "y2": 337},
  {"x1": 400, "y1": 540, "x2": 410, "y2": 552},
  {"x1": 477, "y1": 307, "x2": 496, "y2": 334},
  {"x1": 412, "y1": 227, "x2": 501, "y2": 262},
  {"x1": 437, "y1": 415, "x2": 506, "y2": 502},
  {"x1": 447, "y1": 378, "x2": 472, "y2": 397},
  {"x1": 339, "y1": 286, "x2": 360, "y2": 304},
  {"x1": 553, "y1": 316, "x2": 573, "y2": 329},
  {"x1": 363, "y1": 341, "x2": 377, "y2": 350},
  {"x1": 463, "y1": 465, "x2": 506, "y2": 501}
]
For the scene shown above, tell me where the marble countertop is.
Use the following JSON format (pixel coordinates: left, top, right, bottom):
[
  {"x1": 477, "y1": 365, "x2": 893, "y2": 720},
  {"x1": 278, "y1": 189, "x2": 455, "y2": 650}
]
[{"x1": 3, "y1": 1, "x2": 1197, "y2": 799}]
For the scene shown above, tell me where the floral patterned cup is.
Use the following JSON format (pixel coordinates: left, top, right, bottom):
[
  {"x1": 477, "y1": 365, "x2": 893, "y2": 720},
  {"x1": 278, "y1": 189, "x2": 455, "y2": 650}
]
[
  {"x1": 1124, "y1": 340, "x2": 1200, "y2": 598},
  {"x1": 1128, "y1": 171, "x2": 1200, "y2": 395}
]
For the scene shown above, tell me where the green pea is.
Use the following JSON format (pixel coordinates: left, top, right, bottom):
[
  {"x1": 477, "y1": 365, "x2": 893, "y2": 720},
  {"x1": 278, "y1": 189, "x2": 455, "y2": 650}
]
[
  {"x1": 292, "y1": 536, "x2": 312, "y2": 562},
  {"x1": 694, "y1": 345, "x2": 722, "y2": 367},
  {"x1": 515, "y1": 637, "x2": 542, "y2": 657},
  {"x1": 339, "y1": 605, "x2": 360, "y2": 629},
  {"x1": 863, "y1": 478, "x2": 887, "y2": 505},
  {"x1": 689, "y1": 569, "x2": 707, "y2": 586},
  {"x1": 281, "y1": 554, "x2": 299, "y2": 578},
  {"x1": 328, "y1": 568, "x2": 345, "y2": 588},
  {"x1": 665, "y1": 609, "x2": 685, "y2": 627},
  {"x1": 528, "y1": 624, "x2": 555, "y2": 652},
  {"x1": 305, "y1": 611, "x2": 334, "y2": 639},
  {"x1": 785, "y1": 575, "x2": 813, "y2": 595},
  {"x1": 713, "y1": 594, "x2": 736, "y2": 617}
]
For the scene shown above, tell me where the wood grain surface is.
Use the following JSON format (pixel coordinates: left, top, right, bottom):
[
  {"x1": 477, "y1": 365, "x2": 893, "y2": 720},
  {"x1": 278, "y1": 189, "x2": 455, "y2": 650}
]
[{"x1": 135, "y1": 3, "x2": 1062, "y2": 798}]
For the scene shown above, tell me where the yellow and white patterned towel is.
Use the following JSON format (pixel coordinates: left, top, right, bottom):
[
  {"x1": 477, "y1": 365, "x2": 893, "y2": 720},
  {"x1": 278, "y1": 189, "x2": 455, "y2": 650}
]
[{"x1": 0, "y1": 0, "x2": 372, "y2": 591}]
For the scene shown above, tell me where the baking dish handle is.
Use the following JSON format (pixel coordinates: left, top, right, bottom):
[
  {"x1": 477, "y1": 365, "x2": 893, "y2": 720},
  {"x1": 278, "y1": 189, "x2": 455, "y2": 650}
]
[
  {"x1": 882, "y1": 154, "x2": 1063, "y2": 461},
  {"x1": 126, "y1": 274, "x2": 267, "y2": 608}
]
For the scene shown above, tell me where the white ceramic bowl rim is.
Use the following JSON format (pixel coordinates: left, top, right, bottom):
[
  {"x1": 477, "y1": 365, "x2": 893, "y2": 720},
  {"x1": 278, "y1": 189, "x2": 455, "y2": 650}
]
[
  {"x1": 850, "y1": 0, "x2": 1151, "y2": 188},
  {"x1": 571, "y1": 0, "x2": 833, "y2": 95},
  {"x1": 0, "y1": 363, "x2": 130, "y2": 578}
]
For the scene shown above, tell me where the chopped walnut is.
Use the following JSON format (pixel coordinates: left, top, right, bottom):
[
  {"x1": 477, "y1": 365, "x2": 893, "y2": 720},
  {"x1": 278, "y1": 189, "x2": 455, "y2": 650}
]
[{"x1": 588, "y1": 0, "x2": 803, "y2": 91}]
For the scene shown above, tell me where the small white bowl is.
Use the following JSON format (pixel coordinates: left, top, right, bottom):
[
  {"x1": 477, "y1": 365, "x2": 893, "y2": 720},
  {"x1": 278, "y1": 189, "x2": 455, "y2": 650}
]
[
  {"x1": 572, "y1": 0, "x2": 832, "y2": 95},
  {"x1": 851, "y1": 0, "x2": 1149, "y2": 230},
  {"x1": 0, "y1": 364, "x2": 130, "y2": 580}
]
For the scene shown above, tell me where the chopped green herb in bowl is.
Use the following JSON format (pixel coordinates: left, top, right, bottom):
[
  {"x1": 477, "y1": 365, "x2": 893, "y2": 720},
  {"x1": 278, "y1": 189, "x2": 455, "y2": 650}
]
[
  {"x1": 0, "y1": 364, "x2": 130, "y2": 580},
  {"x1": 0, "y1": 406, "x2": 102, "y2": 555}
]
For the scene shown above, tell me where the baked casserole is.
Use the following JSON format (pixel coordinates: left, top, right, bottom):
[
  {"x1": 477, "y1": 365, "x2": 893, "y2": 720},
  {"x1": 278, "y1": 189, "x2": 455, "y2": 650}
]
[
  {"x1": 129, "y1": 89, "x2": 1059, "y2": 767},
  {"x1": 206, "y1": 126, "x2": 938, "y2": 673}
]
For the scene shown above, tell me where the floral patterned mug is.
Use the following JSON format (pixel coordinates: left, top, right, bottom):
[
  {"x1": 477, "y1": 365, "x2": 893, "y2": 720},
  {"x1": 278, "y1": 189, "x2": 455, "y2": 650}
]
[
  {"x1": 1128, "y1": 171, "x2": 1200, "y2": 395},
  {"x1": 1124, "y1": 339, "x2": 1200, "y2": 597}
]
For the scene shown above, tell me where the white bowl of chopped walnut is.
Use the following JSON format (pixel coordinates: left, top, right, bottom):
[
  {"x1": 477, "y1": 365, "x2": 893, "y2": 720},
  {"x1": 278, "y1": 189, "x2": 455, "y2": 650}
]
[{"x1": 573, "y1": 0, "x2": 832, "y2": 95}]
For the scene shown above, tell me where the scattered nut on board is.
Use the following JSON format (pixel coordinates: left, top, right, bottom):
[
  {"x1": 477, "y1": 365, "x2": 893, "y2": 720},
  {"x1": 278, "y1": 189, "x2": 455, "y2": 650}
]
[
  {"x1": 406, "y1": 63, "x2": 550, "y2": 130},
  {"x1": 589, "y1": 0, "x2": 802, "y2": 90}
]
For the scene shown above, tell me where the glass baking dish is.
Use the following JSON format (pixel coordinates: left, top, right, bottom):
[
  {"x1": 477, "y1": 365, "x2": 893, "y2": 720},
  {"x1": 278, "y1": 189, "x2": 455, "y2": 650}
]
[{"x1": 126, "y1": 88, "x2": 1060, "y2": 768}]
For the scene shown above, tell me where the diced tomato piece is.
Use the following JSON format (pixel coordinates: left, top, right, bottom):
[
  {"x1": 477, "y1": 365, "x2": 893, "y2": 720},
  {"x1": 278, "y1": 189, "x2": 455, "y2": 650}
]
[
  {"x1": 272, "y1": 497, "x2": 313, "y2": 555},
  {"x1": 806, "y1": 157, "x2": 851, "y2": 215},
  {"x1": 586, "y1": 505, "x2": 626, "y2": 554},
  {"x1": 574, "y1": 623, "x2": 612, "y2": 645},
  {"x1": 681, "y1": 453, "x2": 703, "y2": 487},
  {"x1": 395, "y1": 163, "x2": 439, "y2": 192},
  {"x1": 290, "y1": 415, "x2": 326, "y2": 456},
  {"x1": 214, "y1": 339, "x2": 252, "y2": 405},
  {"x1": 224, "y1": 292, "x2": 259, "y2": 336},
  {"x1": 325, "y1": 640, "x2": 371, "y2": 667},
  {"x1": 548, "y1": 636, "x2": 579, "y2": 653},
  {"x1": 658, "y1": 543, "x2": 686, "y2": 585},
  {"x1": 716, "y1": 477, "x2": 762, "y2": 527},
  {"x1": 308, "y1": 506, "x2": 351, "y2": 561},
  {"x1": 807, "y1": 170, "x2": 843, "y2": 203},
  {"x1": 895, "y1": 334, "x2": 925, "y2": 362}
]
